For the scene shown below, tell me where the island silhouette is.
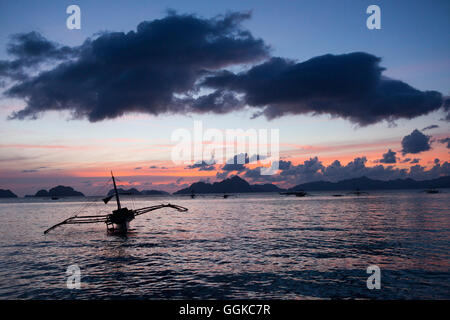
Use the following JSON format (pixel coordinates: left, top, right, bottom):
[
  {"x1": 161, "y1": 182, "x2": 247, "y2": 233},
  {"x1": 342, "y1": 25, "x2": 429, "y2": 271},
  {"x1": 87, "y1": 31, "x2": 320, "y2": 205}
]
[{"x1": 2, "y1": 175, "x2": 449, "y2": 198}]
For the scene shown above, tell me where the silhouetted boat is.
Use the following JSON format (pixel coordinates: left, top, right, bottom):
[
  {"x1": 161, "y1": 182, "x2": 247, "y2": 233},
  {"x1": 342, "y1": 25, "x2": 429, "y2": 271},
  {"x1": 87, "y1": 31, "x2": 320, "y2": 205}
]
[
  {"x1": 223, "y1": 194, "x2": 230, "y2": 199},
  {"x1": 44, "y1": 172, "x2": 188, "y2": 234},
  {"x1": 424, "y1": 189, "x2": 439, "y2": 194},
  {"x1": 346, "y1": 188, "x2": 369, "y2": 196},
  {"x1": 51, "y1": 196, "x2": 59, "y2": 200},
  {"x1": 280, "y1": 191, "x2": 307, "y2": 197}
]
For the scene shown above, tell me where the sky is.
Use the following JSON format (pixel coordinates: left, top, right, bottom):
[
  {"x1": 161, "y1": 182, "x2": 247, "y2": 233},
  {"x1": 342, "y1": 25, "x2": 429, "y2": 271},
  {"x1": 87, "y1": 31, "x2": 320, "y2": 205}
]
[{"x1": 0, "y1": 0, "x2": 449, "y2": 196}]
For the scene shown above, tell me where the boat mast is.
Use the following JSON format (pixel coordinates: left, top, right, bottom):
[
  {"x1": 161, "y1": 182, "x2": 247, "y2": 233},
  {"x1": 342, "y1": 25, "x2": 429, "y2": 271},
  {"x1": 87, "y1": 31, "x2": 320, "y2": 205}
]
[{"x1": 111, "y1": 171, "x2": 121, "y2": 210}]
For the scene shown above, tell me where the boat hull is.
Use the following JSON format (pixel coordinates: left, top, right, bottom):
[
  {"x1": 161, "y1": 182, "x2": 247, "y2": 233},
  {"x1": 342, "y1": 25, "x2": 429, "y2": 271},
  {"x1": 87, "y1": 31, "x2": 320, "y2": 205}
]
[{"x1": 107, "y1": 221, "x2": 130, "y2": 234}]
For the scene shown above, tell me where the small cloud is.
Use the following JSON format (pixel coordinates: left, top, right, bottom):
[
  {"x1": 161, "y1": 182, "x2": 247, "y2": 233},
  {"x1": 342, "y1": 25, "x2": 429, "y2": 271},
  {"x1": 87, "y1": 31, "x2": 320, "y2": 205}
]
[
  {"x1": 378, "y1": 149, "x2": 397, "y2": 164},
  {"x1": 438, "y1": 137, "x2": 450, "y2": 149},
  {"x1": 401, "y1": 129, "x2": 431, "y2": 155},
  {"x1": 176, "y1": 177, "x2": 184, "y2": 184},
  {"x1": 422, "y1": 124, "x2": 439, "y2": 131},
  {"x1": 185, "y1": 159, "x2": 216, "y2": 171}
]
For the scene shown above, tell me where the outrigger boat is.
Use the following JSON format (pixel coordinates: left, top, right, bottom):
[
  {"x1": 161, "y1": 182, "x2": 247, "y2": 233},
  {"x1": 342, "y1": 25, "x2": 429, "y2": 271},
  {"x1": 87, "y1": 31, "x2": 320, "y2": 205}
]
[
  {"x1": 423, "y1": 188, "x2": 439, "y2": 194},
  {"x1": 346, "y1": 188, "x2": 369, "y2": 196},
  {"x1": 44, "y1": 172, "x2": 188, "y2": 234}
]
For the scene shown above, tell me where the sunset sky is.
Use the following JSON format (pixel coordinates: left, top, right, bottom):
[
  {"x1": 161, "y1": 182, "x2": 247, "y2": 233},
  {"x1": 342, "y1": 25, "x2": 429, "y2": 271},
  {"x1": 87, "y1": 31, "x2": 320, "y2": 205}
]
[{"x1": 0, "y1": 0, "x2": 449, "y2": 196}]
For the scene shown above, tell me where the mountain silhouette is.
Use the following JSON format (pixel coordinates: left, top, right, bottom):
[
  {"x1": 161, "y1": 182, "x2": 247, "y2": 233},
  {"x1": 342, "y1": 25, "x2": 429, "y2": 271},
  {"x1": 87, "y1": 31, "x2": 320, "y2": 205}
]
[
  {"x1": 174, "y1": 175, "x2": 285, "y2": 194},
  {"x1": 107, "y1": 188, "x2": 169, "y2": 196},
  {"x1": 289, "y1": 176, "x2": 450, "y2": 191},
  {"x1": 0, "y1": 189, "x2": 18, "y2": 198},
  {"x1": 34, "y1": 186, "x2": 84, "y2": 197},
  {"x1": 174, "y1": 175, "x2": 450, "y2": 194}
]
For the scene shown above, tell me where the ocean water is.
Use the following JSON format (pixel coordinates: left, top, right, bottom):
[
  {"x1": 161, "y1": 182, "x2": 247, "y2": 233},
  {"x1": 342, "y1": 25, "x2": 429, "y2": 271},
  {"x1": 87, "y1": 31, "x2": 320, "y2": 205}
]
[{"x1": 0, "y1": 190, "x2": 449, "y2": 299}]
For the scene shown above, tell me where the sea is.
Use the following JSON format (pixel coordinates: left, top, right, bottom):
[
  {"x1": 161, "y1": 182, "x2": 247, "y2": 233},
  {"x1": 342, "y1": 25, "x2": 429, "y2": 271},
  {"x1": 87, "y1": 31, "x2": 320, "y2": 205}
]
[{"x1": 0, "y1": 190, "x2": 449, "y2": 299}]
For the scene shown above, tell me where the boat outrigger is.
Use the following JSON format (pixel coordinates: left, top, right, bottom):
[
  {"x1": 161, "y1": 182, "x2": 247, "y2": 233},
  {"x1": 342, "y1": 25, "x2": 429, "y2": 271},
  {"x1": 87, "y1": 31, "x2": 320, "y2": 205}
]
[{"x1": 44, "y1": 172, "x2": 188, "y2": 234}]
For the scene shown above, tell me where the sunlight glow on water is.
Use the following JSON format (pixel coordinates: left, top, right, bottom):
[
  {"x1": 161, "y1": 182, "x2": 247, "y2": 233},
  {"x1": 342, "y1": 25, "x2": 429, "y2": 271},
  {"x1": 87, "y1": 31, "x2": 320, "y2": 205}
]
[{"x1": 0, "y1": 191, "x2": 449, "y2": 299}]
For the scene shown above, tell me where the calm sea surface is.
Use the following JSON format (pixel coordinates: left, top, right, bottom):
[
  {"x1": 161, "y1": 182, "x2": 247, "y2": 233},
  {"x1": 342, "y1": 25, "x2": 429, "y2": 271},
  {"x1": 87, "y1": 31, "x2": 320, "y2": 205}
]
[{"x1": 0, "y1": 191, "x2": 449, "y2": 299}]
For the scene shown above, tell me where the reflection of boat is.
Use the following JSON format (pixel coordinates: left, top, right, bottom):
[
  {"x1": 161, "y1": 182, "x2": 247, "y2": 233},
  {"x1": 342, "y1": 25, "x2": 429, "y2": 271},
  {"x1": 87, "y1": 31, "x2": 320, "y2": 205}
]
[
  {"x1": 44, "y1": 172, "x2": 188, "y2": 234},
  {"x1": 280, "y1": 191, "x2": 307, "y2": 197}
]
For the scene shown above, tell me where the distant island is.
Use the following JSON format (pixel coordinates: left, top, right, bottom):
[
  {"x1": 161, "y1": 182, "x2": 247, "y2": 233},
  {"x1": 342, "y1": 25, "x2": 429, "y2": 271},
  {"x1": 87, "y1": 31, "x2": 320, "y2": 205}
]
[
  {"x1": 107, "y1": 188, "x2": 169, "y2": 196},
  {"x1": 174, "y1": 175, "x2": 450, "y2": 194},
  {"x1": 0, "y1": 189, "x2": 18, "y2": 198},
  {"x1": 3, "y1": 176, "x2": 449, "y2": 198},
  {"x1": 31, "y1": 186, "x2": 85, "y2": 197},
  {"x1": 289, "y1": 176, "x2": 450, "y2": 191},
  {"x1": 174, "y1": 175, "x2": 284, "y2": 194}
]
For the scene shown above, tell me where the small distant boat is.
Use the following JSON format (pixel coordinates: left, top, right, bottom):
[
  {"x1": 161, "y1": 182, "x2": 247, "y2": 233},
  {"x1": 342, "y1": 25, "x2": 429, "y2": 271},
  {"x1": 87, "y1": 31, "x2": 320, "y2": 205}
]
[
  {"x1": 424, "y1": 189, "x2": 439, "y2": 194},
  {"x1": 51, "y1": 196, "x2": 59, "y2": 200},
  {"x1": 223, "y1": 194, "x2": 230, "y2": 199},
  {"x1": 332, "y1": 194, "x2": 344, "y2": 197},
  {"x1": 280, "y1": 191, "x2": 307, "y2": 197},
  {"x1": 190, "y1": 192, "x2": 196, "y2": 199},
  {"x1": 347, "y1": 188, "x2": 369, "y2": 196}
]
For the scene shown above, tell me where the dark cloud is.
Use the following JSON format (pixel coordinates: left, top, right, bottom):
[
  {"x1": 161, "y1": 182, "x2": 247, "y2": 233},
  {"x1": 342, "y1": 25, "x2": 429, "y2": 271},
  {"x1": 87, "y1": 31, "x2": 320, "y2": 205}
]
[
  {"x1": 221, "y1": 153, "x2": 263, "y2": 171},
  {"x1": 410, "y1": 158, "x2": 420, "y2": 164},
  {"x1": 203, "y1": 53, "x2": 446, "y2": 126},
  {"x1": 21, "y1": 169, "x2": 38, "y2": 173},
  {"x1": 0, "y1": 31, "x2": 77, "y2": 80},
  {"x1": 401, "y1": 129, "x2": 432, "y2": 155},
  {"x1": 275, "y1": 160, "x2": 292, "y2": 170},
  {"x1": 407, "y1": 161, "x2": 450, "y2": 181},
  {"x1": 185, "y1": 160, "x2": 216, "y2": 171},
  {"x1": 242, "y1": 156, "x2": 449, "y2": 185},
  {"x1": 438, "y1": 137, "x2": 450, "y2": 149},
  {"x1": 4, "y1": 12, "x2": 269, "y2": 121},
  {"x1": 149, "y1": 165, "x2": 169, "y2": 169},
  {"x1": 422, "y1": 124, "x2": 439, "y2": 131},
  {"x1": 216, "y1": 171, "x2": 231, "y2": 180},
  {"x1": 176, "y1": 177, "x2": 184, "y2": 184},
  {"x1": 442, "y1": 97, "x2": 450, "y2": 121},
  {"x1": 378, "y1": 149, "x2": 397, "y2": 164},
  {"x1": 278, "y1": 156, "x2": 325, "y2": 182},
  {"x1": 1, "y1": 13, "x2": 446, "y2": 126},
  {"x1": 134, "y1": 167, "x2": 142, "y2": 170}
]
